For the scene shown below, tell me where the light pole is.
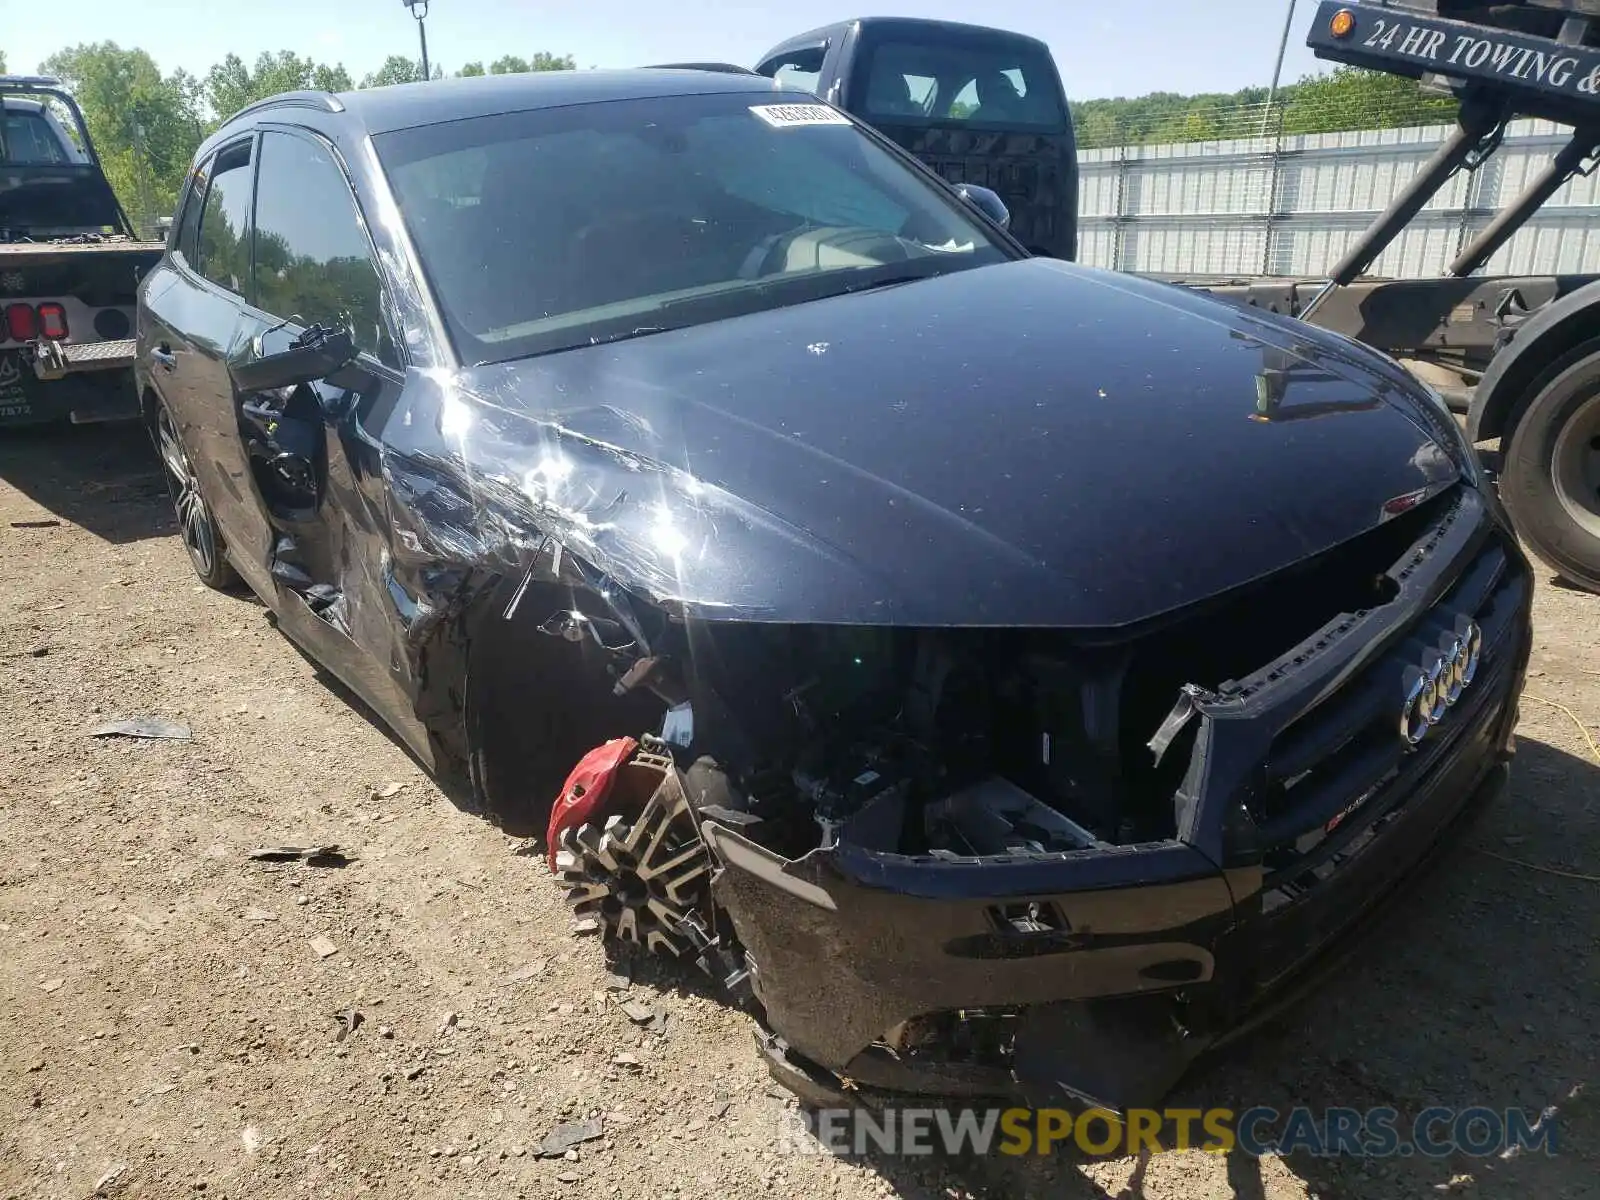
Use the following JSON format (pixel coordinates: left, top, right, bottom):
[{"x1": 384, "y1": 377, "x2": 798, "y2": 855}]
[
  {"x1": 1261, "y1": 0, "x2": 1299, "y2": 135},
  {"x1": 403, "y1": 0, "x2": 432, "y2": 81}
]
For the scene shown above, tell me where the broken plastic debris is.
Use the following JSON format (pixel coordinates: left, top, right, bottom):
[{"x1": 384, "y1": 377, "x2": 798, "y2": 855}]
[
  {"x1": 86, "y1": 717, "x2": 191, "y2": 741},
  {"x1": 537, "y1": 1118, "x2": 603, "y2": 1158},
  {"x1": 619, "y1": 1000, "x2": 656, "y2": 1024},
  {"x1": 308, "y1": 936, "x2": 339, "y2": 959},
  {"x1": 247, "y1": 845, "x2": 353, "y2": 865},
  {"x1": 335, "y1": 1009, "x2": 364, "y2": 1042},
  {"x1": 504, "y1": 960, "x2": 547, "y2": 984},
  {"x1": 661, "y1": 701, "x2": 694, "y2": 748}
]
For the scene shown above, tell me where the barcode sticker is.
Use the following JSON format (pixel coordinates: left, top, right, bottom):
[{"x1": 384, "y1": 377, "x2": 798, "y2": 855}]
[{"x1": 749, "y1": 103, "x2": 853, "y2": 128}]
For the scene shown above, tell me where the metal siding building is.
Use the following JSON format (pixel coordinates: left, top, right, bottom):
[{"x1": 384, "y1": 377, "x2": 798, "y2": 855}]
[{"x1": 1079, "y1": 118, "x2": 1600, "y2": 278}]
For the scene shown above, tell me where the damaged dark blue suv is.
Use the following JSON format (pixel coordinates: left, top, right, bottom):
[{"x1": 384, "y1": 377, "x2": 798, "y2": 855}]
[{"x1": 136, "y1": 67, "x2": 1533, "y2": 1113}]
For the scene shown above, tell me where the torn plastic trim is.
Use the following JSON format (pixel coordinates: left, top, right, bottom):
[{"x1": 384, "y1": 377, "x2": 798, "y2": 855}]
[
  {"x1": 701, "y1": 821, "x2": 839, "y2": 910},
  {"x1": 1199, "y1": 485, "x2": 1486, "y2": 720},
  {"x1": 700, "y1": 808, "x2": 1225, "y2": 902}
]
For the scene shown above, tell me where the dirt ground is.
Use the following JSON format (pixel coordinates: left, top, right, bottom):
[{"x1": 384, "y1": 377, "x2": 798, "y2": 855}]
[{"x1": 1, "y1": 424, "x2": 1597, "y2": 1200}]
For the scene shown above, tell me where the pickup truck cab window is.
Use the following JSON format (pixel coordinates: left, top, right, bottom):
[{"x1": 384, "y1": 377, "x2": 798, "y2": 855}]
[
  {"x1": 0, "y1": 109, "x2": 70, "y2": 164},
  {"x1": 376, "y1": 89, "x2": 1011, "y2": 366},
  {"x1": 857, "y1": 36, "x2": 1067, "y2": 130}
]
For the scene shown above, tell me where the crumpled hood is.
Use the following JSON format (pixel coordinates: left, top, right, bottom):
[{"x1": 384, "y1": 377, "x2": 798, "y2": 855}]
[{"x1": 381, "y1": 257, "x2": 1467, "y2": 628}]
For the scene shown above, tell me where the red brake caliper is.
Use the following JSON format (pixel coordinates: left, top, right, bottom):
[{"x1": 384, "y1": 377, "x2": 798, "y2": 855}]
[{"x1": 544, "y1": 736, "x2": 639, "y2": 871}]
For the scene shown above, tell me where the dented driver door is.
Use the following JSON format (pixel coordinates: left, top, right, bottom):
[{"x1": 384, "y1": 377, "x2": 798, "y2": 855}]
[{"x1": 225, "y1": 125, "x2": 411, "y2": 720}]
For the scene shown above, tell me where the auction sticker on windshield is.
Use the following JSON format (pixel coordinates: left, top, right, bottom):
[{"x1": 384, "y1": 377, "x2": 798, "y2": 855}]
[{"x1": 750, "y1": 104, "x2": 854, "y2": 128}]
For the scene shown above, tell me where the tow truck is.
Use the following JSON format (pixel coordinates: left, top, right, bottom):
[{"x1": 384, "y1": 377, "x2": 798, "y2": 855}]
[
  {"x1": 749, "y1": 8, "x2": 1600, "y2": 595},
  {"x1": 0, "y1": 75, "x2": 165, "y2": 428},
  {"x1": 1194, "y1": 0, "x2": 1600, "y2": 596}
]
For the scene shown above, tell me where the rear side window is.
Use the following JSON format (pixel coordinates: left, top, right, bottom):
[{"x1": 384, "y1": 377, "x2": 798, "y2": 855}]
[
  {"x1": 757, "y1": 46, "x2": 825, "y2": 95},
  {"x1": 252, "y1": 131, "x2": 397, "y2": 366},
  {"x1": 195, "y1": 141, "x2": 254, "y2": 297},
  {"x1": 173, "y1": 155, "x2": 211, "y2": 260},
  {"x1": 856, "y1": 37, "x2": 1066, "y2": 130}
]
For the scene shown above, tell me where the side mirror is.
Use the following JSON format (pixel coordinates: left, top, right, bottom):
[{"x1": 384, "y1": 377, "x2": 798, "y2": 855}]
[
  {"x1": 955, "y1": 184, "x2": 1011, "y2": 231},
  {"x1": 230, "y1": 324, "x2": 359, "y2": 394}
]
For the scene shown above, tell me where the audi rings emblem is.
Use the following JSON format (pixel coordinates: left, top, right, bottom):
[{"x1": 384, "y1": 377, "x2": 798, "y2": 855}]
[{"x1": 1400, "y1": 620, "x2": 1482, "y2": 746}]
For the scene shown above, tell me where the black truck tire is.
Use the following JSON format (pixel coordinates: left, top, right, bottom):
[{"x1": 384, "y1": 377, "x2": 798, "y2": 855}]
[{"x1": 1499, "y1": 345, "x2": 1600, "y2": 595}]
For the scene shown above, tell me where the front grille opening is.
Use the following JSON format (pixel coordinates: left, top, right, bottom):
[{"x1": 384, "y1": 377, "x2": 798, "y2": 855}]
[{"x1": 1129, "y1": 485, "x2": 1454, "y2": 704}]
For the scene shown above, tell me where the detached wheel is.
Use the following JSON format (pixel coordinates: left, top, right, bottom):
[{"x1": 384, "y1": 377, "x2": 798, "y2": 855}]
[
  {"x1": 1500, "y1": 347, "x2": 1600, "y2": 594},
  {"x1": 153, "y1": 401, "x2": 238, "y2": 590}
]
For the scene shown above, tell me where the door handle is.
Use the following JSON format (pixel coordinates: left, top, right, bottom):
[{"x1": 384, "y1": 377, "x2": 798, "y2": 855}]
[{"x1": 150, "y1": 345, "x2": 176, "y2": 371}]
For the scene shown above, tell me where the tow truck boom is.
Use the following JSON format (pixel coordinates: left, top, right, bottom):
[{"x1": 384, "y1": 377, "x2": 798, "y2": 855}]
[{"x1": 1194, "y1": 1, "x2": 1600, "y2": 594}]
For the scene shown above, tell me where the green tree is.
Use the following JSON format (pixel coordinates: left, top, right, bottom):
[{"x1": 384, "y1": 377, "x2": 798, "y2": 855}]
[
  {"x1": 487, "y1": 52, "x2": 576, "y2": 75},
  {"x1": 360, "y1": 55, "x2": 428, "y2": 88},
  {"x1": 1282, "y1": 66, "x2": 1457, "y2": 134},
  {"x1": 1069, "y1": 68, "x2": 1456, "y2": 149},
  {"x1": 204, "y1": 50, "x2": 353, "y2": 120},
  {"x1": 457, "y1": 61, "x2": 487, "y2": 77},
  {"x1": 41, "y1": 42, "x2": 204, "y2": 228}
]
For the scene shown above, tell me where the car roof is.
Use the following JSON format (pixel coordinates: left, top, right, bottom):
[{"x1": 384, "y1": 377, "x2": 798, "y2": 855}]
[
  {"x1": 762, "y1": 16, "x2": 1054, "y2": 63},
  {"x1": 296, "y1": 68, "x2": 792, "y2": 137}
]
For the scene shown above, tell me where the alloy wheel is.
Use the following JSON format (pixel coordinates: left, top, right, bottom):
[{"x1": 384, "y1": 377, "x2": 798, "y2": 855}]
[{"x1": 156, "y1": 405, "x2": 222, "y2": 580}]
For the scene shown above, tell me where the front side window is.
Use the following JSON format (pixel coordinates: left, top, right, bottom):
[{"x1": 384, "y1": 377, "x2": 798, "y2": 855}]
[
  {"x1": 252, "y1": 131, "x2": 397, "y2": 366},
  {"x1": 195, "y1": 141, "x2": 254, "y2": 297},
  {"x1": 856, "y1": 37, "x2": 1067, "y2": 130},
  {"x1": 376, "y1": 90, "x2": 1011, "y2": 366}
]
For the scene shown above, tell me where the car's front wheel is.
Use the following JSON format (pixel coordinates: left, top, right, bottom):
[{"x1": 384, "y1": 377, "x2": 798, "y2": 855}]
[{"x1": 153, "y1": 399, "x2": 238, "y2": 590}]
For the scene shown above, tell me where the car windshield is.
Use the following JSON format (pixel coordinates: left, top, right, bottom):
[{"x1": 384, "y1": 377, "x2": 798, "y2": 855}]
[{"x1": 374, "y1": 89, "x2": 1013, "y2": 365}]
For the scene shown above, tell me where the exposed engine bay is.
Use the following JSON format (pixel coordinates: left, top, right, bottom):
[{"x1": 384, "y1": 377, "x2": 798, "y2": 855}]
[{"x1": 539, "y1": 478, "x2": 1446, "y2": 873}]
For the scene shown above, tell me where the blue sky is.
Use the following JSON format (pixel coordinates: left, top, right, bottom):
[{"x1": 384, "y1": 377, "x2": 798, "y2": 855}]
[{"x1": 12, "y1": 0, "x2": 1328, "y2": 101}]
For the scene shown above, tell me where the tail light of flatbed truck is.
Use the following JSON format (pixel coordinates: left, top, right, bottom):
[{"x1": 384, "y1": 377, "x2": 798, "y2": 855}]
[{"x1": 2, "y1": 302, "x2": 69, "y2": 342}]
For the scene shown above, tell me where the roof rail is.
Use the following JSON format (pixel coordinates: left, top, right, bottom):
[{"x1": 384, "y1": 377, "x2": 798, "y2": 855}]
[
  {"x1": 641, "y1": 62, "x2": 761, "y2": 75},
  {"x1": 224, "y1": 89, "x2": 346, "y2": 125},
  {"x1": 0, "y1": 74, "x2": 68, "y2": 91}
]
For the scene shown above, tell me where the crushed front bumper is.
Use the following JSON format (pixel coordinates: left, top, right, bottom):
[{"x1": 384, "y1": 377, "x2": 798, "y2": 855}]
[{"x1": 703, "y1": 490, "x2": 1532, "y2": 1113}]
